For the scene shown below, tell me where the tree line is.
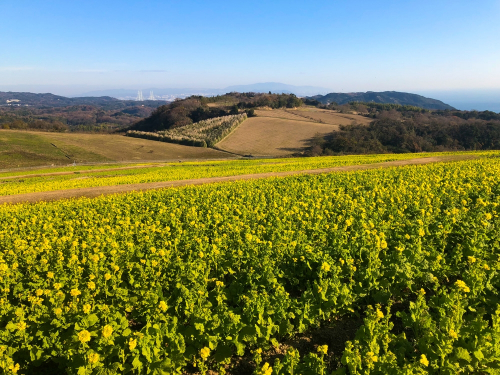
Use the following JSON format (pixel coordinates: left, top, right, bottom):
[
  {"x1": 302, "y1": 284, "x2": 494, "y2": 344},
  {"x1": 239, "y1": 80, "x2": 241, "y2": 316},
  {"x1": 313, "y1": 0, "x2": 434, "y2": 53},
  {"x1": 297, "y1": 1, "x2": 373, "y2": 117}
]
[{"x1": 308, "y1": 107, "x2": 500, "y2": 155}]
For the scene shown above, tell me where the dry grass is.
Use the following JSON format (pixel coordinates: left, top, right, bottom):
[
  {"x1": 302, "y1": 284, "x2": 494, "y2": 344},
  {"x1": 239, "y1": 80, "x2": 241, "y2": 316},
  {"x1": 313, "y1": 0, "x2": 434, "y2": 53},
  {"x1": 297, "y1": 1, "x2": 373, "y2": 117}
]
[
  {"x1": 216, "y1": 117, "x2": 339, "y2": 157},
  {"x1": 0, "y1": 130, "x2": 230, "y2": 169},
  {"x1": 253, "y1": 109, "x2": 308, "y2": 122},
  {"x1": 287, "y1": 107, "x2": 372, "y2": 126}
]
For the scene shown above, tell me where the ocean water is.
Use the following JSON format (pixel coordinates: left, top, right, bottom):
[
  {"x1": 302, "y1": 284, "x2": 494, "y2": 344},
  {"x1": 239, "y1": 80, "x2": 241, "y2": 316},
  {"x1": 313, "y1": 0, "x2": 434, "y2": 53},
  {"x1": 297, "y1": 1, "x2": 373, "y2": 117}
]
[{"x1": 417, "y1": 89, "x2": 500, "y2": 113}]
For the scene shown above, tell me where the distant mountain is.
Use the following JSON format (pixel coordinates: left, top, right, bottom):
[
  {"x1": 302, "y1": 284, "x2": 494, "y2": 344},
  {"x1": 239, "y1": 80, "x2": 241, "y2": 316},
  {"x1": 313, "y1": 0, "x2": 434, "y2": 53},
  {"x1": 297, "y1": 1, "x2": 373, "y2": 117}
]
[
  {"x1": 79, "y1": 83, "x2": 331, "y2": 99},
  {"x1": 0, "y1": 91, "x2": 167, "y2": 110},
  {"x1": 309, "y1": 91, "x2": 455, "y2": 110}
]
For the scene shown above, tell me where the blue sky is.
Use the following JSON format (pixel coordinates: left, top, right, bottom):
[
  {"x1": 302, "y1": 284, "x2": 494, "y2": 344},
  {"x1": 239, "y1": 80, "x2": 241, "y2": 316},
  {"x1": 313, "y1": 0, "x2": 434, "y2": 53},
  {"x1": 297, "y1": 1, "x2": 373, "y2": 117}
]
[{"x1": 1, "y1": 0, "x2": 499, "y2": 94}]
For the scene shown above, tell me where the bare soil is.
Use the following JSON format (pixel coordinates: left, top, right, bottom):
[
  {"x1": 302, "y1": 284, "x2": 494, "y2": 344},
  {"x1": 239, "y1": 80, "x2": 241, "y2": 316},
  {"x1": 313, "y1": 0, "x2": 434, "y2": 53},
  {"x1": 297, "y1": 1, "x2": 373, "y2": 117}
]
[{"x1": 0, "y1": 156, "x2": 453, "y2": 205}]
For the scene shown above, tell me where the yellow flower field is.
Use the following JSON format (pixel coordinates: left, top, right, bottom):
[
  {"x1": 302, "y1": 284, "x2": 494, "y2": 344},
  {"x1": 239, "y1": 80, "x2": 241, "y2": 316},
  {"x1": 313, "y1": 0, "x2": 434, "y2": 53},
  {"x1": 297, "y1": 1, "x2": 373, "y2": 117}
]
[{"x1": 0, "y1": 155, "x2": 499, "y2": 373}]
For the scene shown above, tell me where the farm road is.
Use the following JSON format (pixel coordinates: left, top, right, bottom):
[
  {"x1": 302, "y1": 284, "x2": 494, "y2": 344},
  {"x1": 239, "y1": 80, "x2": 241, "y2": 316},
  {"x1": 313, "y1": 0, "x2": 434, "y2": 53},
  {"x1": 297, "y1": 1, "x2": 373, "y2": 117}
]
[{"x1": 0, "y1": 155, "x2": 471, "y2": 205}]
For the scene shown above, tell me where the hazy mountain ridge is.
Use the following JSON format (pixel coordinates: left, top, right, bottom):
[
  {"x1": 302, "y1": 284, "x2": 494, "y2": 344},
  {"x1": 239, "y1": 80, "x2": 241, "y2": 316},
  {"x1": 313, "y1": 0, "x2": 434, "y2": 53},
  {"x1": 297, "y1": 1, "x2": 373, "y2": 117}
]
[
  {"x1": 309, "y1": 91, "x2": 455, "y2": 110},
  {"x1": 79, "y1": 83, "x2": 331, "y2": 99},
  {"x1": 0, "y1": 91, "x2": 167, "y2": 110}
]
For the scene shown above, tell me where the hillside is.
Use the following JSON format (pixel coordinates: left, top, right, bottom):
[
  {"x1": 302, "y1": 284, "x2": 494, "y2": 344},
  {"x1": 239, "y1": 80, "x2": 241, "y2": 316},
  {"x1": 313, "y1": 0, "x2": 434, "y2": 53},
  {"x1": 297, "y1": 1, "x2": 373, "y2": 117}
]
[
  {"x1": 0, "y1": 129, "x2": 228, "y2": 169},
  {"x1": 309, "y1": 91, "x2": 455, "y2": 110},
  {"x1": 128, "y1": 92, "x2": 302, "y2": 132},
  {"x1": 0, "y1": 91, "x2": 169, "y2": 132}
]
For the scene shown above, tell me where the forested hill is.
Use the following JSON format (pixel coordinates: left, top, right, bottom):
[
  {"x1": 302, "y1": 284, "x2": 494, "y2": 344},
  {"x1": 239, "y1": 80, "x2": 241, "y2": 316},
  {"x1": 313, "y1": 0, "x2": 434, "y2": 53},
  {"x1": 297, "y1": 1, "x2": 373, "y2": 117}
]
[
  {"x1": 128, "y1": 92, "x2": 302, "y2": 132},
  {"x1": 309, "y1": 91, "x2": 455, "y2": 110},
  {"x1": 0, "y1": 91, "x2": 166, "y2": 110}
]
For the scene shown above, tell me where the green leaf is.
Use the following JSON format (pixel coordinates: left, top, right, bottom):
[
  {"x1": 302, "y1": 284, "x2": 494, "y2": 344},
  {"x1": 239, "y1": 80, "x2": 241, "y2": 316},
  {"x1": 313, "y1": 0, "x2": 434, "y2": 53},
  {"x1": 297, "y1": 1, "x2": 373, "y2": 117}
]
[
  {"x1": 214, "y1": 344, "x2": 233, "y2": 362},
  {"x1": 456, "y1": 347, "x2": 471, "y2": 363},
  {"x1": 474, "y1": 350, "x2": 485, "y2": 361},
  {"x1": 132, "y1": 356, "x2": 143, "y2": 370}
]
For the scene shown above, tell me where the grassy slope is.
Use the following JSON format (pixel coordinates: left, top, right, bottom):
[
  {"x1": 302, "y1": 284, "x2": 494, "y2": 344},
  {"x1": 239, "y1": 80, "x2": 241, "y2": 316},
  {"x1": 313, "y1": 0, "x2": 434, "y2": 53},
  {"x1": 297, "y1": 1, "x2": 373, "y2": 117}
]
[
  {"x1": 0, "y1": 131, "x2": 108, "y2": 169},
  {"x1": 0, "y1": 130, "x2": 230, "y2": 170}
]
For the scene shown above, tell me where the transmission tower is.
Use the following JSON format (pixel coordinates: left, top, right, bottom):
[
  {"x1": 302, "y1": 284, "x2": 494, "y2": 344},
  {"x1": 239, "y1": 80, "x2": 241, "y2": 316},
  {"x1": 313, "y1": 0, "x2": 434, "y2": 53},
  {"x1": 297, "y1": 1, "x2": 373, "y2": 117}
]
[
  {"x1": 148, "y1": 91, "x2": 155, "y2": 100},
  {"x1": 136, "y1": 90, "x2": 144, "y2": 101}
]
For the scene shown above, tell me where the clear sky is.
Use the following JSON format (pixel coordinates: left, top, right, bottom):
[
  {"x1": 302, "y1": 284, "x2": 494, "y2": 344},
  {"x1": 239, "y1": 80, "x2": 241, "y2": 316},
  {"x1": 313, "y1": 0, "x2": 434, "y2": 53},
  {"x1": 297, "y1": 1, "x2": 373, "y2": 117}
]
[{"x1": 1, "y1": 0, "x2": 499, "y2": 94}]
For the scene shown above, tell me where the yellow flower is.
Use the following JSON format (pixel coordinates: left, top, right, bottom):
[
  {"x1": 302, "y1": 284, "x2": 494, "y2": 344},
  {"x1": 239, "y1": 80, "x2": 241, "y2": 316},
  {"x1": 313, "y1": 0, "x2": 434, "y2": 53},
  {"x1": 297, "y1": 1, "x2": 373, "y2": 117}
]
[
  {"x1": 70, "y1": 289, "x2": 81, "y2": 297},
  {"x1": 198, "y1": 251, "x2": 204, "y2": 258},
  {"x1": 152, "y1": 260, "x2": 158, "y2": 267},
  {"x1": 78, "y1": 330, "x2": 91, "y2": 344},
  {"x1": 216, "y1": 281, "x2": 224, "y2": 287},
  {"x1": 484, "y1": 264, "x2": 490, "y2": 270},
  {"x1": 200, "y1": 346, "x2": 210, "y2": 360},
  {"x1": 53, "y1": 283, "x2": 62, "y2": 290},
  {"x1": 47, "y1": 272, "x2": 54, "y2": 279},
  {"x1": 380, "y1": 240, "x2": 387, "y2": 249},
  {"x1": 8, "y1": 363, "x2": 20, "y2": 373},
  {"x1": 257, "y1": 362, "x2": 273, "y2": 375},
  {"x1": 419, "y1": 288, "x2": 426, "y2": 295},
  {"x1": 89, "y1": 274, "x2": 95, "y2": 280},
  {"x1": 83, "y1": 304, "x2": 92, "y2": 314},
  {"x1": 449, "y1": 329, "x2": 458, "y2": 339},
  {"x1": 36, "y1": 289, "x2": 44, "y2": 296},
  {"x1": 102, "y1": 325, "x2": 113, "y2": 338},
  {"x1": 366, "y1": 351, "x2": 378, "y2": 363},
  {"x1": 113, "y1": 265, "x2": 120, "y2": 272},
  {"x1": 418, "y1": 228, "x2": 425, "y2": 237},
  {"x1": 376, "y1": 309, "x2": 384, "y2": 319},
  {"x1": 88, "y1": 352, "x2": 99, "y2": 364},
  {"x1": 455, "y1": 280, "x2": 470, "y2": 293},
  {"x1": 420, "y1": 354, "x2": 429, "y2": 367},
  {"x1": 17, "y1": 322, "x2": 27, "y2": 331},
  {"x1": 321, "y1": 262, "x2": 331, "y2": 272},
  {"x1": 87, "y1": 281, "x2": 96, "y2": 290},
  {"x1": 104, "y1": 273, "x2": 112, "y2": 281},
  {"x1": 159, "y1": 301, "x2": 168, "y2": 312},
  {"x1": 317, "y1": 345, "x2": 328, "y2": 355},
  {"x1": 468, "y1": 256, "x2": 476, "y2": 263},
  {"x1": 405, "y1": 234, "x2": 411, "y2": 239},
  {"x1": 485, "y1": 213, "x2": 492, "y2": 220},
  {"x1": 54, "y1": 308, "x2": 62, "y2": 315},
  {"x1": 129, "y1": 338, "x2": 137, "y2": 351}
]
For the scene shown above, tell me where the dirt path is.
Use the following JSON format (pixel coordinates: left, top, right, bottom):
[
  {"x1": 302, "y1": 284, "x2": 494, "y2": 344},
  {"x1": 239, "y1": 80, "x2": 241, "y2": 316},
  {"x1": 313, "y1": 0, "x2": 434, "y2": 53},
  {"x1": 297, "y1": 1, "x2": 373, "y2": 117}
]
[{"x1": 0, "y1": 156, "x2": 468, "y2": 205}]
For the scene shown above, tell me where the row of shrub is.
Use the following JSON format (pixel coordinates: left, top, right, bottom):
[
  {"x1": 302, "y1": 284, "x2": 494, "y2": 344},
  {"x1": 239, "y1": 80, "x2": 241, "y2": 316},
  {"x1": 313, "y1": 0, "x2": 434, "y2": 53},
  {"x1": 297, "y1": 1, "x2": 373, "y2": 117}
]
[{"x1": 126, "y1": 113, "x2": 247, "y2": 148}]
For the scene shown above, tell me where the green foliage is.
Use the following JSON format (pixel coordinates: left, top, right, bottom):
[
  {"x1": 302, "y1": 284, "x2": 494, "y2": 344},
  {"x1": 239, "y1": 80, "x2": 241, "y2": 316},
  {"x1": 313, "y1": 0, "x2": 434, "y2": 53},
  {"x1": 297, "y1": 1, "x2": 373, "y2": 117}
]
[
  {"x1": 311, "y1": 112, "x2": 500, "y2": 155},
  {"x1": 0, "y1": 156, "x2": 500, "y2": 373}
]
